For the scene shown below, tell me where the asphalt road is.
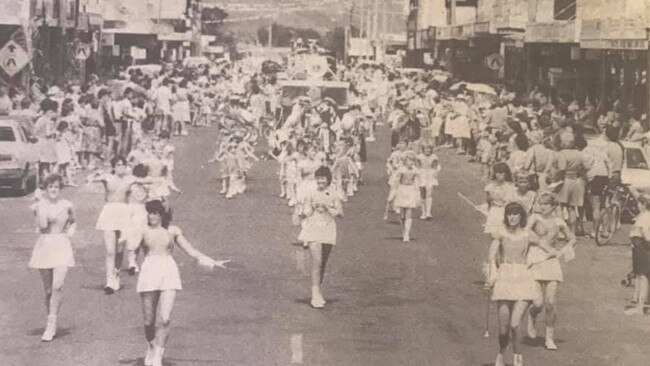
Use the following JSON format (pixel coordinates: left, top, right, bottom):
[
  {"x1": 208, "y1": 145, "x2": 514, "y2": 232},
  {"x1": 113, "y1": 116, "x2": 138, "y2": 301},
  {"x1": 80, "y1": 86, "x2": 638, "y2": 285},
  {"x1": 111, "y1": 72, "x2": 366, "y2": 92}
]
[{"x1": 0, "y1": 123, "x2": 649, "y2": 366}]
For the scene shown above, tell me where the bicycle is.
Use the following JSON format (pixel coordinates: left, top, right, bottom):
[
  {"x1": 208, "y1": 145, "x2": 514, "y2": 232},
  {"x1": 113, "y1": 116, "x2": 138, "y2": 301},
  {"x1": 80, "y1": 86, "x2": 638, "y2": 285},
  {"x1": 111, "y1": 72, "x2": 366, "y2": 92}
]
[{"x1": 595, "y1": 182, "x2": 640, "y2": 246}]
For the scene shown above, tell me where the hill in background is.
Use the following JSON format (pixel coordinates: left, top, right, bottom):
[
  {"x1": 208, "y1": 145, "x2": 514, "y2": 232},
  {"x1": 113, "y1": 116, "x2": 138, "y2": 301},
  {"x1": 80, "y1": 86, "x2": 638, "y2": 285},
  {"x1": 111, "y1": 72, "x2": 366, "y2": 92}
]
[{"x1": 204, "y1": 0, "x2": 351, "y2": 42}]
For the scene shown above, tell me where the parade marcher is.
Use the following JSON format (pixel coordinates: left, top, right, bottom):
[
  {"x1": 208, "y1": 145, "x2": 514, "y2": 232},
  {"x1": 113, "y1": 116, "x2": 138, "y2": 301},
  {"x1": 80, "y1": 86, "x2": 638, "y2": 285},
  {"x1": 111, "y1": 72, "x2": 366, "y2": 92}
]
[
  {"x1": 392, "y1": 152, "x2": 421, "y2": 242},
  {"x1": 384, "y1": 139, "x2": 408, "y2": 220},
  {"x1": 484, "y1": 163, "x2": 516, "y2": 237},
  {"x1": 417, "y1": 144, "x2": 440, "y2": 220},
  {"x1": 510, "y1": 170, "x2": 537, "y2": 215},
  {"x1": 29, "y1": 174, "x2": 76, "y2": 342},
  {"x1": 487, "y1": 202, "x2": 543, "y2": 366},
  {"x1": 526, "y1": 192, "x2": 576, "y2": 349},
  {"x1": 296, "y1": 167, "x2": 342, "y2": 308},
  {"x1": 137, "y1": 200, "x2": 229, "y2": 366},
  {"x1": 87, "y1": 157, "x2": 136, "y2": 294}
]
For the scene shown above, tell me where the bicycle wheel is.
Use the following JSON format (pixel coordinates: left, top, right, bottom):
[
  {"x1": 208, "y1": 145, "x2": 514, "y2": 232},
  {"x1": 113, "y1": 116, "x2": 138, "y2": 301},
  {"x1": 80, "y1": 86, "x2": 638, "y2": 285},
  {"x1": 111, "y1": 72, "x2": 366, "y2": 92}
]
[
  {"x1": 595, "y1": 205, "x2": 618, "y2": 246},
  {"x1": 611, "y1": 203, "x2": 621, "y2": 232}
]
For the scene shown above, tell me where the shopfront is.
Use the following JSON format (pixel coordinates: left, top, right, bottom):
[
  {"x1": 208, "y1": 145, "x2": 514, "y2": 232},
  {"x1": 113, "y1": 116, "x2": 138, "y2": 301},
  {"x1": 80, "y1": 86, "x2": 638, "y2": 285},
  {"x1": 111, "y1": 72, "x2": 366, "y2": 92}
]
[{"x1": 580, "y1": 18, "x2": 649, "y2": 119}]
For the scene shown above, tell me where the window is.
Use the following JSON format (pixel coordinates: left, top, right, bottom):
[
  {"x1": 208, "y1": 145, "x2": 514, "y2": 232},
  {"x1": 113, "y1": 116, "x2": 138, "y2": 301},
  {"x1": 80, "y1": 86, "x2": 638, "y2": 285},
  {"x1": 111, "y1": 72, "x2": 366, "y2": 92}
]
[
  {"x1": 0, "y1": 126, "x2": 16, "y2": 142},
  {"x1": 626, "y1": 148, "x2": 649, "y2": 170},
  {"x1": 53, "y1": 0, "x2": 61, "y2": 19},
  {"x1": 68, "y1": 0, "x2": 77, "y2": 20}
]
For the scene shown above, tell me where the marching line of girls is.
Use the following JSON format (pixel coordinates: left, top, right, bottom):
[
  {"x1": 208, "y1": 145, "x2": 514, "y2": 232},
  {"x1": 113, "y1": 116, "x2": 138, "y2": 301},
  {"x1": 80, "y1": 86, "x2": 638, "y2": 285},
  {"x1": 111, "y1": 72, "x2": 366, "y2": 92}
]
[{"x1": 384, "y1": 138, "x2": 441, "y2": 242}]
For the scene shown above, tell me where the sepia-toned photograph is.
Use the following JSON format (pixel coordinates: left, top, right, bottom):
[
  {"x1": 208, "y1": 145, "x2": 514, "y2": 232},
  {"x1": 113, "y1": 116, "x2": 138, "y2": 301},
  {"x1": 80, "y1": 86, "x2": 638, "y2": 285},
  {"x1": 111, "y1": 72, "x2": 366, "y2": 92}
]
[{"x1": 0, "y1": 0, "x2": 649, "y2": 365}]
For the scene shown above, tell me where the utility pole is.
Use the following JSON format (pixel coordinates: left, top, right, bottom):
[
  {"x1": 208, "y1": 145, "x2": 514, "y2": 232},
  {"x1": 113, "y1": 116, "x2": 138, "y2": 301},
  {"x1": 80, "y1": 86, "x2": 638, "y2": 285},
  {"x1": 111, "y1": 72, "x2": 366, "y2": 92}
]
[
  {"x1": 360, "y1": 0, "x2": 365, "y2": 38},
  {"x1": 268, "y1": 23, "x2": 273, "y2": 48}
]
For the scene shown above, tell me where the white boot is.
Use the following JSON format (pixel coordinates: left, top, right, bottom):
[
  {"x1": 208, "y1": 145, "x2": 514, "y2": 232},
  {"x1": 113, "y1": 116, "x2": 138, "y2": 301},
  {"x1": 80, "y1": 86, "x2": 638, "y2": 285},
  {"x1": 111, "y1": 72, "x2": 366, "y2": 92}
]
[
  {"x1": 425, "y1": 197, "x2": 433, "y2": 218},
  {"x1": 545, "y1": 327, "x2": 558, "y2": 350},
  {"x1": 513, "y1": 353, "x2": 524, "y2": 366},
  {"x1": 152, "y1": 346, "x2": 165, "y2": 366},
  {"x1": 144, "y1": 343, "x2": 155, "y2": 366},
  {"x1": 494, "y1": 353, "x2": 505, "y2": 366},
  {"x1": 526, "y1": 313, "x2": 537, "y2": 339},
  {"x1": 41, "y1": 315, "x2": 57, "y2": 342},
  {"x1": 310, "y1": 286, "x2": 325, "y2": 309}
]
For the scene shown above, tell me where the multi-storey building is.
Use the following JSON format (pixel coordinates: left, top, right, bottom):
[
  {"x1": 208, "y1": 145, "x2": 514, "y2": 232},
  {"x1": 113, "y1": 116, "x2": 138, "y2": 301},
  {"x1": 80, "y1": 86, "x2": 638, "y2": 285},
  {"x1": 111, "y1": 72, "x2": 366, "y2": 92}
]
[{"x1": 406, "y1": 0, "x2": 650, "y2": 117}]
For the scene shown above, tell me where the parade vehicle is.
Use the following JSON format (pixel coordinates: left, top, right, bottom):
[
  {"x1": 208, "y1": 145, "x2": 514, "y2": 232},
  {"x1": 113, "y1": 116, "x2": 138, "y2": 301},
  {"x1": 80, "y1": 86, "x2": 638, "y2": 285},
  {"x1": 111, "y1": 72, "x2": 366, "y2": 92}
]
[
  {"x1": 278, "y1": 79, "x2": 350, "y2": 113},
  {"x1": 183, "y1": 56, "x2": 211, "y2": 68},
  {"x1": 125, "y1": 64, "x2": 162, "y2": 77},
  {"x1": 0, "y1": 116, "x2": 37, "y2": 195}
]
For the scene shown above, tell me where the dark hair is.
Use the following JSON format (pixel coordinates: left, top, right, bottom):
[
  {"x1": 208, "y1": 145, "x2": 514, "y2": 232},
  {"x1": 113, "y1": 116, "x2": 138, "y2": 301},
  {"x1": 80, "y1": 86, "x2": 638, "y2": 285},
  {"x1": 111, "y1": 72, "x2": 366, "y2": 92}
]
[
  {"x1": 56, "y1": 121, "x2": 69, "y2": 132},
  {"x1": 43, "y1": 173, "x2": 64, "y2": 188},
  {"x1": 145, "y1": 200, "x2": 172, "y2": 228},
  {"x1": 514, "y1": 133, "x2": 529, "y2": 151},
  {"x1": 315, "y1": 166, "x2": 332, "y2": 185},
  {"x1": 132, "y1": 164, "x2": 149, "y2": 178},
  {"x1": 145, "y1": 200, "x2": 166, "y2": 217},
  {"x1": 40, "y1": 99, "x2": 58, "y2": 113},
  {"x1": 98, "y1": 89, "x2": 111, "y2": 99},
  {"x1": 491, "y1": 162, "x2": 512, "y2": 182},
  {"x1": 504, "y1": 202, "x2": 527, "y2": 228},
  {"x1": 110, "y1": 156, "x2": 127, "y2": 169},
  {"x1": 605, "y1": 125, "x2": 620, "y2": 143}
]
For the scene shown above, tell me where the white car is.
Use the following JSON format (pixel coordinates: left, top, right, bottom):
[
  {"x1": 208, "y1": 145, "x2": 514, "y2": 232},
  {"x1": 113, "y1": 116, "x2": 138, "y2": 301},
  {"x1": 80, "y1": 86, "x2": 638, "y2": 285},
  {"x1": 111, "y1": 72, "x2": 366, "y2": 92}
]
[
  {"x1": 0, "y1": 116, "x2": 37, "y2": 195},
  {"x1": 620, "y1": 140, "x2": 650, "y2": 192}
]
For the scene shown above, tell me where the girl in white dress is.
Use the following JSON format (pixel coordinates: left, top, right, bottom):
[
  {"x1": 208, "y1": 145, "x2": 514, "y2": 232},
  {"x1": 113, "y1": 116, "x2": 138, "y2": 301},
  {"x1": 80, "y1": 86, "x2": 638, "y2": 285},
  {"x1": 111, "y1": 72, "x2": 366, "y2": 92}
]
[
  {"x1": 487, "y1": 203, "x2": 550, "y2": 366},
  {"x1": 417, "y1": 144, "x2": 441, "y2": 220},
  {"x1": 29, "y1": 174, "x2": 76, "y2": 341},
  {"x1": 393, "y1": 152, "x2": 421, "y2": 242},
  {"x1": 297, "y1": 167, "x2": 342, "y2": 309},
  {"x1": 87, "y1": 157, "x2": 137, "y2": 294},
  {"x1": 138, "y1": 200, "x2": 229, "y2": 366},
  {"x1": 384, "y1": 140, "x2": 407, "y2": 220},
  {"x1": 484, "y1": 163, "x2": 516, "y2": 237},
  {"x1": 526, "y1": 193, "x2": 575, "y2": 350}
]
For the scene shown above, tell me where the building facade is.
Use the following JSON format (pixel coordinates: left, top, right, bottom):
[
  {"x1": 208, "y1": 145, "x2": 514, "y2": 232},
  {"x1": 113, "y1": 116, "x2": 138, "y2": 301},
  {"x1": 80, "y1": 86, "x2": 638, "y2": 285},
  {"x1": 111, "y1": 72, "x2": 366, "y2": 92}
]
[{"x1": 406, "y1": 0, "x2": 650, "y2": 118}]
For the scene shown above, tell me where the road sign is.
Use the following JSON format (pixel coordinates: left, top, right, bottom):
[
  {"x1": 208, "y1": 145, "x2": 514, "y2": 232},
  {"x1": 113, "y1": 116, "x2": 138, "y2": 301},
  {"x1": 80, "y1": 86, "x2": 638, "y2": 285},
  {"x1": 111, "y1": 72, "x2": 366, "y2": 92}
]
[
  {"x1": 75, "y1": 44, "x2": 91, "y2": 60},
  {"x1": 0, "y1": 40, "x2": 29, "y2": 77},
  {"x1": 485, "y1": 53, "x2": 504, "y2": 71}
]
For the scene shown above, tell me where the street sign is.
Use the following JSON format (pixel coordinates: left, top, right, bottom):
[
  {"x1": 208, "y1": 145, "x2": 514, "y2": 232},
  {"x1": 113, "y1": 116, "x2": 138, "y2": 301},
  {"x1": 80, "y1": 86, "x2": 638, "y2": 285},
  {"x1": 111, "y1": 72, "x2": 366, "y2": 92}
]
[
  {"x1": 485, "y1": 54, "x2": 504, "y2": 71},
  {"x1": 0, "y1": 40, "x2": 29, "y2": 77},
  {"x1": 75, "y1": 44, "x2": 91, "y2": 60}
]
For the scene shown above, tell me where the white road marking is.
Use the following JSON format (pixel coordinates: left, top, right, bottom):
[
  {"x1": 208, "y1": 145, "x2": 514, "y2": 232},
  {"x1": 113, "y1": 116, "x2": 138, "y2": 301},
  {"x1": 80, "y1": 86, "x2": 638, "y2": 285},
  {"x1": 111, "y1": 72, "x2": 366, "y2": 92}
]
[{"x1": 291, "y1": 333, "x2": 303, "y2": 364}]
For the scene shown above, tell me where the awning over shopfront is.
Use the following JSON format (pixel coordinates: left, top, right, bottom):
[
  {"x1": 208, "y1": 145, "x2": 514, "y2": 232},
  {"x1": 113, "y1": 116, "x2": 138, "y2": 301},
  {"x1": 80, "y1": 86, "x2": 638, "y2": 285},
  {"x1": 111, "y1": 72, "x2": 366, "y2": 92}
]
[
  {"x1": 526, "y1": 21, "x2": 578, "y2": 44},
  {"x1": 580, "y1": 18, "x2": 649, "y2": 50},
  {"x1": 158, "y1": 32, "x2": 192, "y2": 43}
]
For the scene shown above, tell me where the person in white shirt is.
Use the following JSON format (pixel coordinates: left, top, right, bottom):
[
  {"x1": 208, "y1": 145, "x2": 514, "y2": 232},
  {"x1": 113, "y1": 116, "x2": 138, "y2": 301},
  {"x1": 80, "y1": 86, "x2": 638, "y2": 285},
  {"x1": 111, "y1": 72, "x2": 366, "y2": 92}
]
[{"x1": 155, "y1": 79, "x2": 173, "y2": 134}]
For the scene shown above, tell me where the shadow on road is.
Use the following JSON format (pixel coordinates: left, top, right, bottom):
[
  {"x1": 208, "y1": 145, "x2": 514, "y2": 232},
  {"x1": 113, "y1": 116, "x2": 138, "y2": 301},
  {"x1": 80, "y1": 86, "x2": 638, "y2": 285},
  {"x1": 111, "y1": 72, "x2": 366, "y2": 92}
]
[{"x1": 27, "y1": 327, "x2": 72, "y2": 339}]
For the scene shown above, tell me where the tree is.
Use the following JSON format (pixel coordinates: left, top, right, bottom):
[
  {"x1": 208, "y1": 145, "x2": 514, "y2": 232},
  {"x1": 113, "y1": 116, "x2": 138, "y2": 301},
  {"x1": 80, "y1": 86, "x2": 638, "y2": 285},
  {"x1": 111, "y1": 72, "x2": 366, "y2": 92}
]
[
  {"x1": 257, "y1": 24, "x2": 321, "y2": 48},
  {"x1": 201, "y1": 6, "x2": 229, "y2": 36}
]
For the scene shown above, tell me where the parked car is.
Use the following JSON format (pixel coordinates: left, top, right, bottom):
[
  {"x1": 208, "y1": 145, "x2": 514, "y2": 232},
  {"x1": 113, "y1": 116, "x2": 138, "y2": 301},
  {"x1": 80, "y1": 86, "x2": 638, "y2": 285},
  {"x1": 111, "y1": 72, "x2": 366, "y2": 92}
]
[
  {"x1": 621, "y1": 140, "x2": 650, "y2": 192},
  {"x1": 0, "y1": 116, "x2": 37, "y2": 195}
]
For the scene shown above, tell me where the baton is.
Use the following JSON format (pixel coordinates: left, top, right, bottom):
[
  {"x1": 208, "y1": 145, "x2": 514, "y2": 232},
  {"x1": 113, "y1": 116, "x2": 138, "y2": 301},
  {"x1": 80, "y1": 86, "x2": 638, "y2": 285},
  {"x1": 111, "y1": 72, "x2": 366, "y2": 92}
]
[{"x1": 457, "y1": 192, "x2": 488, "y2": 217}]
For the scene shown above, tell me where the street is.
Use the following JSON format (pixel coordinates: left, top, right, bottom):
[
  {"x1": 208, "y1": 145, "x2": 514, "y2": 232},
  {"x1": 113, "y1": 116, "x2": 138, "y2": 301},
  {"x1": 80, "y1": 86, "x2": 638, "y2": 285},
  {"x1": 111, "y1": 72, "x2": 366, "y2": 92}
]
[{"x1": 1, "y1": 124, "x2": 649, "y2": 366}]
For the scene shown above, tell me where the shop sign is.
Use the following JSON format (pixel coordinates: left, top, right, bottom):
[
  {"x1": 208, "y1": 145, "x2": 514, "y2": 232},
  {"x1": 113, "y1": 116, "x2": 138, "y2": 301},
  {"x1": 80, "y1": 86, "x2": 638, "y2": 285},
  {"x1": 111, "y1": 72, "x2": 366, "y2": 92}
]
[
  {"x1": 75, "y1": 44, "x2": 91, "y2": 60},
  {"x1": 101, "y1": 33, "x2": 115, "y2": 47},
  {"x1": 131, "y1": 47, "x2": 146, "y2": 60},
  {"x1": 437, "y1": 27, "x2": 451, "y2": 40},
  {"x1": 451, "y1": 25, "x2": 463, "y2": 39},
  {"x1": 581, "y1": 39, "x2": 649, "y2": 50},
  {"x1": 485, "y1": 54, "x2": 504, "y2": 70},
  {"x1": 462, "y1": 24, "x2": 475, "y2": 38},
  {"x1": 526, "y1": 21, "x2": 577, "y2": 43},
  {"x1": 0, "y1": 41, "x2": 29, "y2": 77},
  {"x1": 474, "y1": 21, "x2": 490, "y2": 34},
  {"x1": 581, "y1": 18, "x2": 647, "y2": 41}
]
